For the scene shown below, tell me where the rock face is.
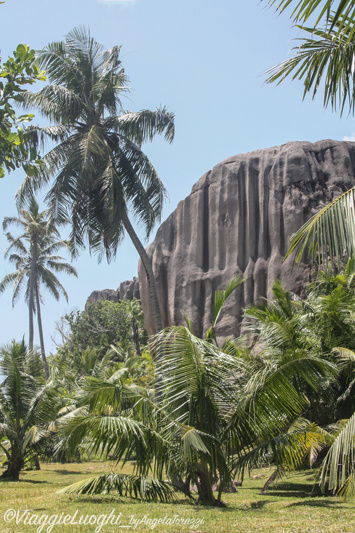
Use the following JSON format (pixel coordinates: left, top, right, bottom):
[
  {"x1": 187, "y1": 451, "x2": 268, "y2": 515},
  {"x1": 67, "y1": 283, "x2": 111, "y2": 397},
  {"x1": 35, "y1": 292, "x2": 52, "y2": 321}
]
[
  {"x1": 86, "y1": 277, "x2": 140, "y2": 309},
  {"x1": 139, "y1": 140, "x2": 355, "y2": 339},
  {"x1": 117, "y1": 278, "x2": 141, "y2": 301}
]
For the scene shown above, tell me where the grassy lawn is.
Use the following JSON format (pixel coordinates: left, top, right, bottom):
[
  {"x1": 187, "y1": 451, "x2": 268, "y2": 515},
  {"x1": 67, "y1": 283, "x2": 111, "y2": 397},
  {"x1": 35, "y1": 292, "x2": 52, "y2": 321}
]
[{"x1": 0, "y1": 462, "x2": 354, "y2": 533}]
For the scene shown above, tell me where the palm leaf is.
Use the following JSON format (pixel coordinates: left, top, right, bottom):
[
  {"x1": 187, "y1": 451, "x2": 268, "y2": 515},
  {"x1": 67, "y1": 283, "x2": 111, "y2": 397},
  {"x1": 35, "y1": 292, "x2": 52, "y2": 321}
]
[
  {"x1": 284, "y1": 187, "x2": 355, "y2": 268},
  {"x1": 266, "y1": 15, "x2": 355, "y2": 116},
  {"x1": 266, "y1": 0, "x2": 355, "y2": 35},
  {"x1": 320, "y1": 411, "x2": 355, "y2": 495},
  {"x1": 58, "y1": 473, "x2": 175, "y2": 502}
]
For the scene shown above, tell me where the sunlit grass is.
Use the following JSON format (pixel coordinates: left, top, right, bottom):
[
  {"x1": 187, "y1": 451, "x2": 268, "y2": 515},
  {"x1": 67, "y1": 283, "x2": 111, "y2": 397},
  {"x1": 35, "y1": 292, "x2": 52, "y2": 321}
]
[{"x1": 0, "y1": 462, "x2": 354, "y2": 532}]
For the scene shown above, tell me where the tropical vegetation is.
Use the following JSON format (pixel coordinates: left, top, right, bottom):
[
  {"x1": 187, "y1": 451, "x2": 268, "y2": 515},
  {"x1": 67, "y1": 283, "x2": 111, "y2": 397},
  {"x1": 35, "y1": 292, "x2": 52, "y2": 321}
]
[
  {"x1": 0, "y1": 340, "x2": 59, "y2": 480},
  {"x1": 18, "y1": 26, "x2": 174, "y2": 334},
  {"x1": 1, "y1": 9, "x2": 355, "y2": 523},
  {"x1": 41, "y1": 275, "x2": 341, "y2": 505},
  {"x1": 0, "y1": 44, "x2": 45, "y2": 178},
  {"x1": 0, "y1": 199, "x2": 77, "y2": 378},
  {"x1": 52, "y1": 298, "x2": 148, "y2": 382}
]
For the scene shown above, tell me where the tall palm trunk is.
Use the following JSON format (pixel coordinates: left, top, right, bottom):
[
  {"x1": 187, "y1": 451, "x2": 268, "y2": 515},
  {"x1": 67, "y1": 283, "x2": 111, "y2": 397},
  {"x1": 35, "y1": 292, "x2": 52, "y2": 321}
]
[
  {"x1": 120, "y1": 210, "x2": 163, "y2": 333},
  {"x1": 131, "y1": 316, "x2": 142, "y2": 356},
  {"x1": 28, "y1": 237, "x2": 37, "y2": 351},
  {"x1": 35, "y1": 285, "x2": 49, "y2": 380}
]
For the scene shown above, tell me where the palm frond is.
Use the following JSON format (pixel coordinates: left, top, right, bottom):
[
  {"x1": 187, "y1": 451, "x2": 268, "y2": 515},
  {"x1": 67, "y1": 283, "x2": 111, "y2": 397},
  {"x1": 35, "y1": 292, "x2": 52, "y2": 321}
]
[
  {"x1": 58, "y1": 473, "x2": 175, "y2": 502},
  {"x1": 266, "y1": 14, "x2": 355, "y2": 115},
  {"x1": 109, "y1": 107, "x2": 175, "y2": 146},
  {"x1": 284, "y1": 187, "x2": 355, "y2": 268},
  {"x1": 320, "y1": 411, "x2": 355, "y2": 495},
  {"x1": 206, "y1": 275, "x2": 244, "y2": 344},
  {"x1": 266, "y1": 0, "x2": 355, "y2": 33}
]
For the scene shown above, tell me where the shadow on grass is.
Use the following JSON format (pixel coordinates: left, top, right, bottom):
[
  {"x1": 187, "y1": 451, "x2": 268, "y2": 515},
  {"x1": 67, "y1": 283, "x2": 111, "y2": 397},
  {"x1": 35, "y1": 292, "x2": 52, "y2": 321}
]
[
  {"x1": 286, "y1": 499, "x2": 343, "y2": 509},
  {"x1": 265, "y1": 481, "x2": 321, "y2": 499},
  {"x1": 235, "y1": 500, "x2": 270, "y2": 512},
  {"x1": 52, "y1": 470, "x2": 87, "y2": 475},
  {"x1": 250, "y1": 500, "x2": 267, "y2": 509},
  {"x1": 73, "y1": 495, "x2": 237, "y2": 511},
  {"x1": 0, "y1": 478, "x2": 48, "y2": 484}
]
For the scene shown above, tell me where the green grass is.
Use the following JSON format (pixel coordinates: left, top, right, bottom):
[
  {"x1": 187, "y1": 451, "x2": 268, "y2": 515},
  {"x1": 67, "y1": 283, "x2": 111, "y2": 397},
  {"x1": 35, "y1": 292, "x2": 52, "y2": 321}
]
[{"x1": 0, "y1": 462, "x2": 354, "y2": 532}]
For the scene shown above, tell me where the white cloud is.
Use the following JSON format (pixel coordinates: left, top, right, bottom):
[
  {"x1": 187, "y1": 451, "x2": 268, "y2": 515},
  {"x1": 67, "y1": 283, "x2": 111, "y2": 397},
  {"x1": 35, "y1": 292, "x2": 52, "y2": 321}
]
[{"x1": 343, "y1": 133, "x2": 355, "y2": 141}]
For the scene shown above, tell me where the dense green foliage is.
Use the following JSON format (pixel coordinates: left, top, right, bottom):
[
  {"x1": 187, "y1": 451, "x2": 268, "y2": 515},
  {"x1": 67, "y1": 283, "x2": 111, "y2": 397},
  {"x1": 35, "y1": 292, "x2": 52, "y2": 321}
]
[
  {"x1": 0, "y1": 340, "x2": 59, "y2": 480},
  {"x1": 2, "y1": 264, "x2": 355, "y2": 503},
  {"x1": 0, "y1": 44, "x2": 45, "y2": 178},
  {"x1": 55, "y1": 298, "x2": 147, "y2": 361},
  {"x1": 52, "y1": 275, "x2": 338, "y2": 505}
]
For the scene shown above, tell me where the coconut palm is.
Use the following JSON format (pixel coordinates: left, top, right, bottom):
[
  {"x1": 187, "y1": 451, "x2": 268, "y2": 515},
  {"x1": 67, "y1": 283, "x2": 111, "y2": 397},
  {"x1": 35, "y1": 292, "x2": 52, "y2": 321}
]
[
  {"x1": 55, "y1": 277, "x2": 334, "y2": 506},
  {"x1": 18, "y1": 27, "x2": 174, "y2": 334},
  {"x1": 0, "y1": 340, "x2": 59, "y2": 480},
  {"x1": 55, "y1": 325, "x2": 333, "y2": 505},
  {"x1": 243, "y1": 271, "x2": 355, "y2": 496},
  {"x1": 0, "y1": 200, "x2": 77, "y2": 379}
]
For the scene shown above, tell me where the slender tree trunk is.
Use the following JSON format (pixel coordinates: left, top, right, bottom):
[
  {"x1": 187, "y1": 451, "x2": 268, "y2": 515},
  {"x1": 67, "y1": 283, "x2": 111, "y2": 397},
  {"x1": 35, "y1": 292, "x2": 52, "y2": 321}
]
[
  {"x1": 35, "y1": 285, "x2": 49, "y2": 380},
  {"x1": 120, "y1": 210, "x2": 163, "y2": 333},
  {"x1": 131, "y1": 317, "x2": 142, "y2": 356},
  {"x1": 260, "y1": 468, "x2": 280, "y2": 495},
  {"x1": 34, "y1": 455, "x2": 41, "y2": 470},
  {"x1": 28, "y1": 238, "x2": 37, "y2": 351}
]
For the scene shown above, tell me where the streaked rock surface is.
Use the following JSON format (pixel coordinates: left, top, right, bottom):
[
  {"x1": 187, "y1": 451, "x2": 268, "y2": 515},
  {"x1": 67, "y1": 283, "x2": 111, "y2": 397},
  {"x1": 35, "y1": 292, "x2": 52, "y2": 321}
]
[{"x1": 139, "y1": 140, "x2": 355, "y2": 338}]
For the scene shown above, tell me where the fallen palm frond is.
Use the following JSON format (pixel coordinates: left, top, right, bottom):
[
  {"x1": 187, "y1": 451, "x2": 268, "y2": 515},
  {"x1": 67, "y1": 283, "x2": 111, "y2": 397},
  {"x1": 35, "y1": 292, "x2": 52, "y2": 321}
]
[{"x1": 58, "y1": 472, "x2": 175, "y2": 502}]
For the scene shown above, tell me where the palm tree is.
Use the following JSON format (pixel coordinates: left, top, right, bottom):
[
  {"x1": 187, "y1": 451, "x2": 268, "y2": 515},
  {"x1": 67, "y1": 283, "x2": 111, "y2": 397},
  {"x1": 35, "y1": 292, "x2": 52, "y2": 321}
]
[
  {"x1": 54, "y1": 277, "x2": 334, "y2": 506},
  {"x1": 55, "y1": 325, "x2": 333, "y2": 505},
  {"x1": 0, "y1": 340, "x2": 59, "y2": 480},
  {"x1": 242, "y1": 270, "x2": 355, "y2": 496},
  {"x1": 0, "y1": 200, "x2": 77, "y2": 379},
  {"x1": 18, "y1": 27, "x2": 175, "y2": 334}
]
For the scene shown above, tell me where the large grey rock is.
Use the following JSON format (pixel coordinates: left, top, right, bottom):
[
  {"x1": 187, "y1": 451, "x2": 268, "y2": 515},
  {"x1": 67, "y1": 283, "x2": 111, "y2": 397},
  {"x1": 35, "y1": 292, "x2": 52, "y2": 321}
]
[
  {"x1": 86, "y1": 277, "x2": 140, "y2": 309},
  {"x1": 139, "y1": 140, "x2": 355, "y2": 338},
  {"x1": 117, "y1": 277, "x2": 140, "y2": 301}
]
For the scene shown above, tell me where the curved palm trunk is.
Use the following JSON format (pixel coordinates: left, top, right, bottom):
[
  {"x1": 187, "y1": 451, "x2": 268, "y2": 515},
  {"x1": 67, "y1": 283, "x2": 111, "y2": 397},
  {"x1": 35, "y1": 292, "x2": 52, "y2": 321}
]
[
  {"x1": 120, "y1": 210, "x2": 163, "y2": 333},
  {"x1": 28, "y1": 237, "x2": 37, "y2": 352},
  {"x1": 35, "y1": 285, "x2": 49, "y2": 380}
]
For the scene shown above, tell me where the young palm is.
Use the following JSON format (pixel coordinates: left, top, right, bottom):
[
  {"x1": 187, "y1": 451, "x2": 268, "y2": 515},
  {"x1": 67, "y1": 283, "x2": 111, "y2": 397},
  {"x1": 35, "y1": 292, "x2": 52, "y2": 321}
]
[
  {"x1": 0, "y1": 340, "x2": 59, "y2": 480},
  {"x1": 56, "y1": 277, "x2": 334, "y2": 506},
  {"x1": 18, "y1": 27, "x2": 174, "y2": 334},
  {"x1": 0, "y1": 200, "x2": 77, "y2": 379}
]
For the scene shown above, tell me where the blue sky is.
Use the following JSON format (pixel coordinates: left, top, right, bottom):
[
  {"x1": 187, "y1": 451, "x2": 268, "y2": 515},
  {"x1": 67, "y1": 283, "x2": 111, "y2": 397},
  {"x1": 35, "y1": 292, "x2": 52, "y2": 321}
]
[{"x1": 0, "y1": 0, "x2": 354, "y2": 352}]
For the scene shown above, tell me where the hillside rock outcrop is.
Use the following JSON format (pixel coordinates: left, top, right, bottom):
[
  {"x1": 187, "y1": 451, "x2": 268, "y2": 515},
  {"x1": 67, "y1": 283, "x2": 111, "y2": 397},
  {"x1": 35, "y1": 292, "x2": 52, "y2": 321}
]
[
  {"x1": 139, "y1": 140, "x2": 355, "y2": 339},
  {"x1": 86, "y1": 277, "x2": 140, "y2": 309}
]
